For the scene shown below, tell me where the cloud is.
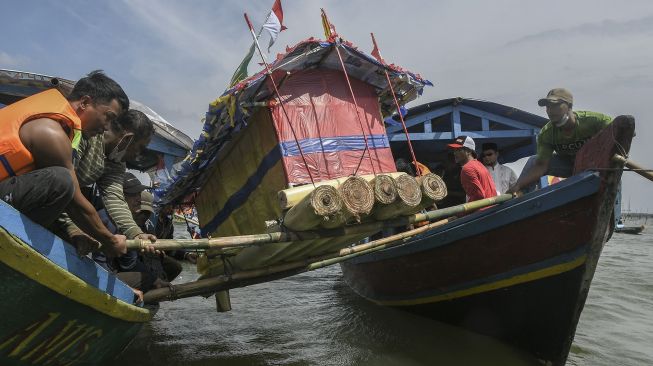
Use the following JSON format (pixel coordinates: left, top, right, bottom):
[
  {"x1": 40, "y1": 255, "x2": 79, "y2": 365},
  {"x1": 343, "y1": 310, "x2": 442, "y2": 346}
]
[
  {"x1": 6, "y1": 0, "x2": 648, "y2": 209},
  {"x1": 0, "y1": 51, "x2": 29, "y2": 67},
  {"x1": 505, "y1": 15, "x2": 653, "y2": 46}
]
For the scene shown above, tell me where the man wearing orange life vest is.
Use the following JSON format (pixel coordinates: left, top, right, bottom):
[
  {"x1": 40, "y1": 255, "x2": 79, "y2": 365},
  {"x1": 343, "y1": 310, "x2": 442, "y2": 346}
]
[{"x1": 0, "y1": 70, "x2": 129, "y2": 257}]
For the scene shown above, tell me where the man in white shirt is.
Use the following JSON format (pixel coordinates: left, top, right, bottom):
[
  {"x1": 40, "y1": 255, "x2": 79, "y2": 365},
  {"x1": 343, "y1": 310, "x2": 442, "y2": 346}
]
[{"x1": 481, "y1": 143, "x2": 517, "y2": 194}]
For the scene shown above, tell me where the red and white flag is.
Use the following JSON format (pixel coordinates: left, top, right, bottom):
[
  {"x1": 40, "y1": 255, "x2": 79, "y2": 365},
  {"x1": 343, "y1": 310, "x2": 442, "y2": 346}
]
[
  {"x1": 370, "y1": 33, "x2": 386, "y2": 64},
  {"x1": 263, "y1": 0, "x2": 287, "y2": 51}
]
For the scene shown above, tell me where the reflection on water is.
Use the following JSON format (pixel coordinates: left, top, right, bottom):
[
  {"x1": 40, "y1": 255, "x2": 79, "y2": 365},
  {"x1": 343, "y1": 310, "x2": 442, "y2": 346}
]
[{"x1": 111, "y1": 226, "x2": 653, "y2": 366}]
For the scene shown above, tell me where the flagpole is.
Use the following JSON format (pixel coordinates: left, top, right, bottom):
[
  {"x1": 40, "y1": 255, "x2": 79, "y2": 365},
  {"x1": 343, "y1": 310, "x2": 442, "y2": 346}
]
[
  {"x1": 243, "y1": 13, "x2": 316, "y2": 186},
  {"x1": 371, "y1": 32, "x2": 421, "y2": 176},
  {"x1": 228, "y1": 11, "x2": 273, "y2": 87}
]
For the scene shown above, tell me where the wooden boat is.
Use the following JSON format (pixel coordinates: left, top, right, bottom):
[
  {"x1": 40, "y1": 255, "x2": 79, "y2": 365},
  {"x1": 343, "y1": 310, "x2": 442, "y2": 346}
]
[
  {"x1": 0, "y1": 69, "x2": 192, "y2": 365},
  {"x1": 0, "y1": 200, "x2": 152, "y2": 366},
  {"x1": 340, "y1": 116, "x2": 635, "y2": 366},
  {"x1": 614, "y1": 224, "x2": 645, "y2": 234}
]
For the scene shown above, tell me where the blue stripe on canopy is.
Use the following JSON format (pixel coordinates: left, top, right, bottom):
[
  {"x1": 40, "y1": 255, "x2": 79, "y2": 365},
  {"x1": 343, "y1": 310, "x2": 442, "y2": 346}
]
[{"x1": 280, "y1": 134, "x2": 389, "y2": 157}]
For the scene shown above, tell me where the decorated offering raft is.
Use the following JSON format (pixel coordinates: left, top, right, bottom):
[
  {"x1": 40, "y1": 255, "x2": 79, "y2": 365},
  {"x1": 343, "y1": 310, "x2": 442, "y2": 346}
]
[{"x1": 159, "y1": 32, "x2": 436, "y2": 280}]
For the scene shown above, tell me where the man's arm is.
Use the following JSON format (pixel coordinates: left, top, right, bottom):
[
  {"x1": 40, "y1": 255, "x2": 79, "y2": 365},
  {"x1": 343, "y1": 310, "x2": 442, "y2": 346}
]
[
  {"x1": 507, "y1": 158, "x2": 549, "y2": 194},
  {"x1": 20, "y1": 119, "x2": 126, "y2": 257},
  {"x1": 97, "y1": 160, "x2": 146, "y2": 239}
]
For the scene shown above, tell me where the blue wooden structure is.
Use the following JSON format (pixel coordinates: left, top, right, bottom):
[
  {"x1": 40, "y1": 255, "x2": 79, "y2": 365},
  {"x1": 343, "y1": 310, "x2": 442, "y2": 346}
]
[{"x1": 386, "y1": 97, "x2": 548, "y2": 164}]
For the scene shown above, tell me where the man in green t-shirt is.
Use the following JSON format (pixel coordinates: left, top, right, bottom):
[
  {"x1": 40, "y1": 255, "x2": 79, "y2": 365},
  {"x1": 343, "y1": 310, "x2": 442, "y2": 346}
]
[{"x1": 508, "y1": 88, "x2": 612, "y2": 193}]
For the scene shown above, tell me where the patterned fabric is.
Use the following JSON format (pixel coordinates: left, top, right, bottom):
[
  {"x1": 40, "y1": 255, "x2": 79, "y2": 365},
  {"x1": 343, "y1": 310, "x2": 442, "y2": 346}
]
[{"x1": 56, "y1": 135, "x2": 143, "y2": 239}]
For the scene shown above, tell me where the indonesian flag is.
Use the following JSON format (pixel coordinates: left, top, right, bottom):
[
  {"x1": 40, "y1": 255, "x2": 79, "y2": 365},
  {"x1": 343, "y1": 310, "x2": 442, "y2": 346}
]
[
  {"x1": 263, "y1": 0, "x2": 287, "y2": 52},
  {"x1": 370, "y1": 33, "x2": 386, "y2": 64}
]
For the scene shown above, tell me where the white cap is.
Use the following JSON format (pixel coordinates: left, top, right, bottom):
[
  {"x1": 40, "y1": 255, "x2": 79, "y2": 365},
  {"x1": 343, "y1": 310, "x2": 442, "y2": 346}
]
[{"x1": 447, "y1": 135, "x2": 476, "y2": 151}]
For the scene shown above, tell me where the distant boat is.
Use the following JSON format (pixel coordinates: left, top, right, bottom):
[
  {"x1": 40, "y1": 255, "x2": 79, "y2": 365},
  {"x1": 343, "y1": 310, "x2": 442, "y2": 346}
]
[
  {"x1": 614, "y1": 196, "x2": 646, "y2": 234},
  {"x1": 615, "y1": 223, "x2": 645, "y2": 234}
]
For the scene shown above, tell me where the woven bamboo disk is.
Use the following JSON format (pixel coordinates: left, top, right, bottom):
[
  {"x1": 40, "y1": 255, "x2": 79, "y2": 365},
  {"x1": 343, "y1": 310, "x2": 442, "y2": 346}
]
[
  {"x1": 339, "y1": 176, "x2": 375, "y2": 219},
  {"x1": 283, "y1": 185, "x2": 343, "y2": 231},
  {"x1": 278, "y1": 172, "x2": 404, "y2": 210},
  {"x1": 417, "y1": 173, "x2": 448, "y2": 202},
  {"x1": 371, "y1": 174, "x2": 398, "y2": 205},
  {"x1": 319, "y1": 211, "x2": 350, "y2": 229},
  {"x1": 395, "y1": 174, "x2": 422, "y2": 207},
  {"x1": 373, "y1": 174, "x2": 422, "y2": 220}
]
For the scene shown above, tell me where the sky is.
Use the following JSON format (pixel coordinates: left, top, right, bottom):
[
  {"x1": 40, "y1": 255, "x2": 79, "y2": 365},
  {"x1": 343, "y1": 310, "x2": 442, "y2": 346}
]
[{"x1": 2, "y1": 0, "x2": 653, "y2": 211}]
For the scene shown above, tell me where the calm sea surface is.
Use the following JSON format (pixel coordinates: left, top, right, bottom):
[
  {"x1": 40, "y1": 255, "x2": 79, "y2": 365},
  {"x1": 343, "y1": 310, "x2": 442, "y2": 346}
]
[{"x1": 110, "y1": 224, "x2": 653, "y2": 366}]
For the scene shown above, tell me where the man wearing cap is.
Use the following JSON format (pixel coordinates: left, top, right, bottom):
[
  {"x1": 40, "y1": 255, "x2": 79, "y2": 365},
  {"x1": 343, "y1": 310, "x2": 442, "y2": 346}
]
[
  {"x1": 481, "y1": 143, "x2": 517, "y2": 194},
  {"x1": 508, "y1": 88, "x2": 612, "y2": 194},
  {"x1": 448, "y1": 136, "x2": 497, "y2": 202}
]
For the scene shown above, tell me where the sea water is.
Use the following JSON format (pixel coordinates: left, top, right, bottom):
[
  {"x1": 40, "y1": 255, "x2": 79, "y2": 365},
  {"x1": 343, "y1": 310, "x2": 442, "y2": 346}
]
[{"x1": 111, "y1": 225, "x2": 653, "y2": 366}]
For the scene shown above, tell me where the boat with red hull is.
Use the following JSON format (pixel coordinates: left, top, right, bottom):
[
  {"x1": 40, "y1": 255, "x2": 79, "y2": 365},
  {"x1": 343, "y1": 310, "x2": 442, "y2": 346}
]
[{"x1": 341, "y1": 115, "x2": 635, "y2": 365}]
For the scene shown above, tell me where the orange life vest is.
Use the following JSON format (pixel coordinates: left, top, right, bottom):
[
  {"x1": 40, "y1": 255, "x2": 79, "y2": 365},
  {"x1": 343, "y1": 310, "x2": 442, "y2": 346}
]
[{"x1": 0, "y1": 89, "x2": 82, "y2": 181}]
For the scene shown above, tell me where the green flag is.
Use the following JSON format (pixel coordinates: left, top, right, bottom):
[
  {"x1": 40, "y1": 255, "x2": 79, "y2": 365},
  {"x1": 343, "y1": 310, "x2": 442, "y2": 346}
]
[{"x1": 229, "y1": 42, "x2": 256, "y2": 87}]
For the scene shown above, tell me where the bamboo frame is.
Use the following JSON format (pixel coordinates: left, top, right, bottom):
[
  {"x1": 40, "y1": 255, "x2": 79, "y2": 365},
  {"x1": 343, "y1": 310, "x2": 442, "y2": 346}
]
[
  {"x1": 141, "y1": 194, "x2": 514, "y2": 303},
  {"x1": 127, "y1": 194, "x2": 513, "y2": 252}
]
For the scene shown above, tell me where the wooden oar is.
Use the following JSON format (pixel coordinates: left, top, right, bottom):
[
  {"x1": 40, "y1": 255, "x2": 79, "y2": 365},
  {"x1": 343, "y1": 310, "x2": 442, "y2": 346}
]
[
  {"x1": 613, "y1": 154, "x2": 653, "y2": 183},
  {"x1": 127, "y1": 194, "x2": 514, "y2": 252},
  {"x1": 142, "y1": 194, "x2": 515, "y2": 303}
]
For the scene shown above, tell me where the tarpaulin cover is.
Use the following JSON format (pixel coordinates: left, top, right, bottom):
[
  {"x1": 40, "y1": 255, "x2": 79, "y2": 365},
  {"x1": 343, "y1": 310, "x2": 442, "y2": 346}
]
[
  {"x1": 160, "y1": 38, "x2": 432, "y2": 205},
  {"x1": 195, "y1": 107, "x2": 286, "y2": 240},
  {"x1": 271, "y1": 69, "x2": 395, "y2": 184}
]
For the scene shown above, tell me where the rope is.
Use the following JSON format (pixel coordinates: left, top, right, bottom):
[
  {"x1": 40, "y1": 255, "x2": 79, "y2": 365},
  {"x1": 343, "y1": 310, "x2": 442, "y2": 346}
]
[
  {"x1": 269, "y1": 74, "x2": 316, "y2": 186},
  {"x1": 244, "y1": 13, "x2": 316, "y2": 186},
  {"x1": 371, "y1": 33, "x2": 421, "y2": 176},
  {"x1": 333, "y1": 43, "x2": 377, "y2": 177},
  {"x1": 611, "y1": 124, "x2": 629, "y2": 161},
  {"x1": 308, "y1": 95, "x2": 330, "y2": 178}
]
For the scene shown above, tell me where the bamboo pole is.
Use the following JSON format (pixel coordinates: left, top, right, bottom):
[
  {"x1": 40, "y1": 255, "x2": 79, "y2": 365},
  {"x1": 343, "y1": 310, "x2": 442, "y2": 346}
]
[
  {"x1": 128, "y1": 194, "x2": 514, "y2": 251},
  {"x1": 613, "y1": 154, "x2": 653, "y2": 183},
  {"x1": 143, "y1": 216, "x2": 453, "y2": 304},
  {"x1": 125, "y1": 231, "x2": 309, "y2": 251}
]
